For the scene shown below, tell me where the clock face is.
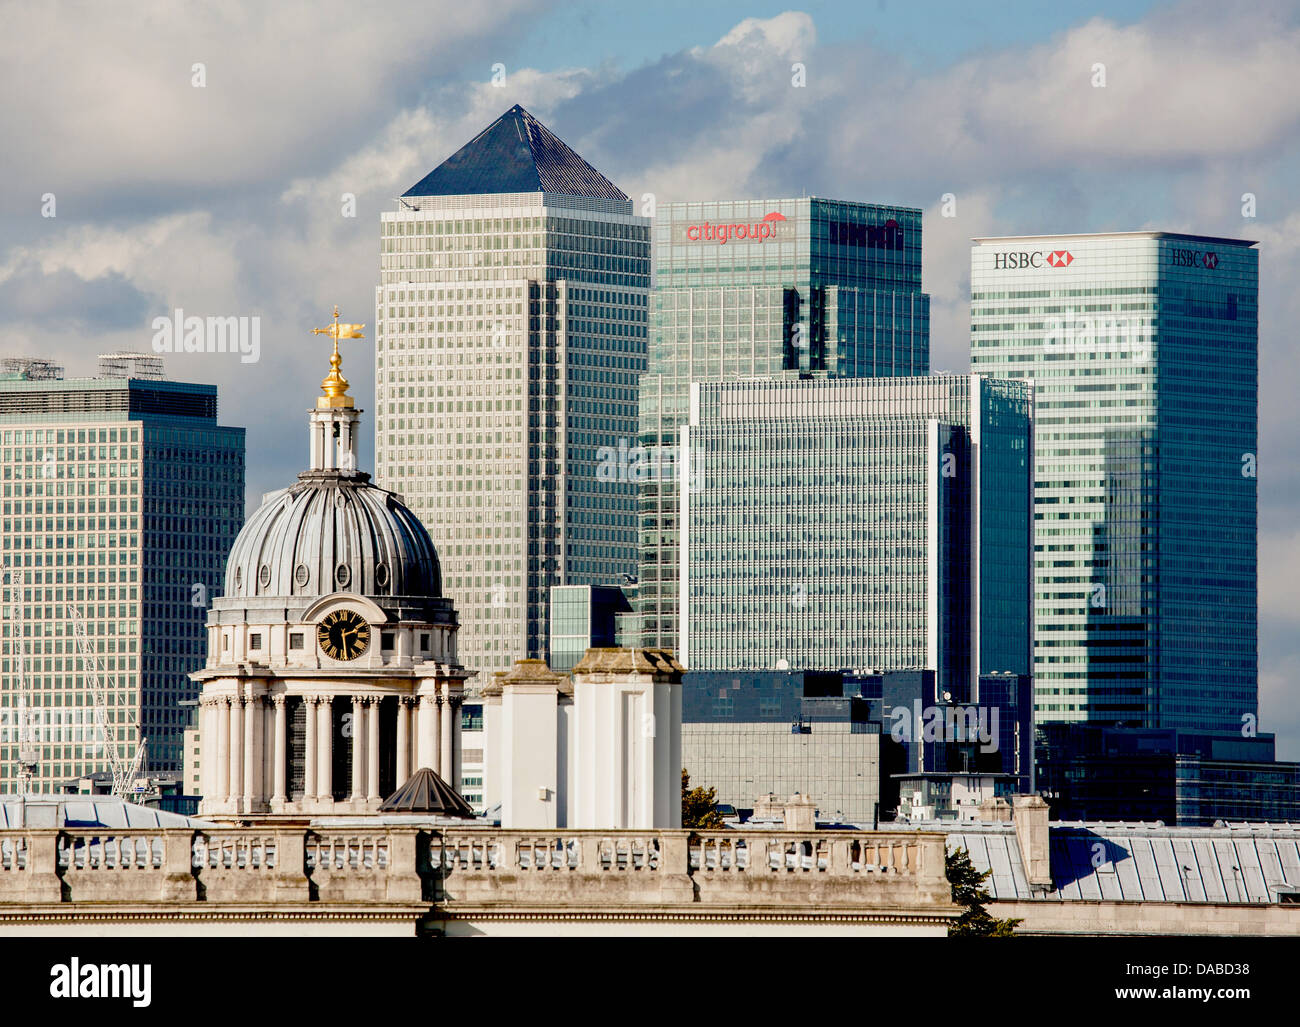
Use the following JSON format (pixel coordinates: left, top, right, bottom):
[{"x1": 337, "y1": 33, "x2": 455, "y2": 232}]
[{"x1": 317, "y1": 609, "x2": 370, "y2": 661}]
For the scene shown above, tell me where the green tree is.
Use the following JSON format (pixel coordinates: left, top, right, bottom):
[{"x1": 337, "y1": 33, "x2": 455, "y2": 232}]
[
  {"x1": 681, "y1": 769, "x2": 726, "y2": 829},
  {"x1": 945, "y1": 846, "x2": 1022, "y2": 937}
]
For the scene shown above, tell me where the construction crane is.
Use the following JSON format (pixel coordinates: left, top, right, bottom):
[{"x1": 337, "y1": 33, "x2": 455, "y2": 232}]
[
  {"x1": 67, "y1": 603, "x2": 148, "y2": 803},
  {"x1": 6, "y1": 567, "x2": 39, "y2": 795}
]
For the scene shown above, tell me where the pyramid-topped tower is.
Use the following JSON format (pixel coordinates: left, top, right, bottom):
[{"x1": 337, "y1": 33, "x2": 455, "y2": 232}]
[{"x1": 402, "y1": 104, "x2": 627, "y2": 200}]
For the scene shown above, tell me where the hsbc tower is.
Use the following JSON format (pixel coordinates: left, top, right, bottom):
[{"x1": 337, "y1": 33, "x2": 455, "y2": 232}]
[{"x1": 970, "y1": 232, "x2": 1259, "y2": 733}]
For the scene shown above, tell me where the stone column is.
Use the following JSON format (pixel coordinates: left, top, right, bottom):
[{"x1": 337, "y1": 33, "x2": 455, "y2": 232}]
[
  {"x1": 439, "y1": 689, "x2": 453, "y2": 782},
  {"x1": 272, "y1": 695, "x2": 287, "y2": 806},
  {"x1": 350, "y1": 695, "x2": 365, "y2": 801},
  {"x1": 317, "y1": 696, "x2": 333, "y2": 802},
  {"x1": 416, "y1": 693, "x2": 436, "y2": 770},
  {"x1": 449, "y1": 695, "x2": 463, "y2": 793},
  {"x1": 396, "y1": 698, "x2": 412, "y2": 785},
  {"x1": 366, "y1": 697, "x2": 381, "y2": 802},
  {"x1": 214, "y1": 697, "x2": 230, "y2": 802},
  {"x1": 303, "y1": 696, "x2": 317, "y2": 803},
  {"x1": 229, "y1": 693, "x2": 244, "y2": 805},
  {"x1": 242, "y1": 695, "x2": 257, "y2": 807}
]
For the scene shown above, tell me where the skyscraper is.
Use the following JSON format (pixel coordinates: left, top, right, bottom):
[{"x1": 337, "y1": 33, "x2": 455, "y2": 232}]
[
  {"x1": 638, "y1": 198, "x2": 930, "y2": 656},
  {"x1": 680, "y1": 374, "x2": 1032, "y2": 693},
  {"x1": 0, "y1": 360, "x2": 244, "y2": 793},
  {"x1": 374, "y1": 105, "x2": 650, "y2": 685},
  {"x1": 970, "y1": 232, "x2": 1258, "y2": 731}
]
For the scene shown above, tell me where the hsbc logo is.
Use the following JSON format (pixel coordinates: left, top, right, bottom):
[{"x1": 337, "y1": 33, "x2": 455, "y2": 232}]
[
  {"x1": 993, "y1": 250, "x2": 1074, "y2": 270},
  {"x1": 1169, "y1": 247, "x2": 1220, "y2": 269}
]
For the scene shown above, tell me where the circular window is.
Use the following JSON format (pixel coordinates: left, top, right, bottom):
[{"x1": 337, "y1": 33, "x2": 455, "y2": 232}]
[
  {"x1": 335, "y1": 492, "x2": 346, "y2": 509},
  {"x1": 258, "y1": 565, "x2": 271, "y2": 588},
  {"x1": 335, "y1": 564, "x2": 351, "y2": 589},
  {"x1": 294, "y1": 564, "x2": 310, "y2": 588},
  {"x1": 234, "y1": 567, "x2": 243, "y2": 589},
  {"x1": 375, "y1": 563, "x2": 390, "y2": 589}
]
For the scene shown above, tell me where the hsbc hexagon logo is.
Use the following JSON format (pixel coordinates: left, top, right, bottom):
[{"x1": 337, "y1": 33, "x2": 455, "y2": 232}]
[
  {"x1": 1046, "y1": 250, "x2": 1073, "y2": 267},
  {"x1": 1170, "y1": 247, "x2": 1221, "y2": 269}
]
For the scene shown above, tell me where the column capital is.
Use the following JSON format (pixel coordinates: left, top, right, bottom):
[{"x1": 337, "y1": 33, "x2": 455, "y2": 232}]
[{"x1": 271, "y1": 693, "x2": 287, "y2": 707}]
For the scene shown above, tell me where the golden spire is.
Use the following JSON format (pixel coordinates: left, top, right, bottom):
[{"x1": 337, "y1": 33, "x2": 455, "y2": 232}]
[{"x1": 311, "y1": 305, "x2": 366, "y2": 409}]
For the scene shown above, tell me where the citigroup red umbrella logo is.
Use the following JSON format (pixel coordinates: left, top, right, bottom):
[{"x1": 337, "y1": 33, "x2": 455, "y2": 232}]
[{"x1": 764, "y1": 212, "x2": 786, "y2": 222}]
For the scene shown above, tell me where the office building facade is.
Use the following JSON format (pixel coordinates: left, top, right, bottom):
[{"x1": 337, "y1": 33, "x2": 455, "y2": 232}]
[
  {"x1": 548, "y1": 583, "x2": 631, "y2": 673},
  {"x1": 970, "y1": 233, "x2": 1258, "y2": 730},
  {"x1": 638, "y1": 198, "x2": 930, "y2": 656},
  {"x1": 680, "y1": 374, "x2": 1032, "y2": 694},
  {"x1": 374, "y1": 105, "x2": 650, "y2": 686},
  {"x1": 0, "y1": 364, "x2": 244, "y2": 793}
]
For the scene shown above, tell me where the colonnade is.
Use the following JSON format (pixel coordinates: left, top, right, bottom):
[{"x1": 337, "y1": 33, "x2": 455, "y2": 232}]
[{"x1": 199, "y1": 683, "x2": 462, "y2": 814}]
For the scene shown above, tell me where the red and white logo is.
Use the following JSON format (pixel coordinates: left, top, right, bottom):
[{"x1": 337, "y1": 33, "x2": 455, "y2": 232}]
[
  {"x1": 1203, "y1": 251, "x2": 1219, "y2": 269},
  {"x1": 1046, "y1": 250, "x2": 1074, "y2": 267}
]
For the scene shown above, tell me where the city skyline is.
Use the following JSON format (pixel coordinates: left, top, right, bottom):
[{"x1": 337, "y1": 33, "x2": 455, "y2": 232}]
[{"x1": 2, "y1": 1, "x2": 1296, "y2": 754}]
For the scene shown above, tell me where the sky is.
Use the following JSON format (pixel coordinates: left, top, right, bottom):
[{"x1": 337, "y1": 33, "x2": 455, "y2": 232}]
[{"x1": 2, "y1": 0, "x2": 1298, "y2": 754}]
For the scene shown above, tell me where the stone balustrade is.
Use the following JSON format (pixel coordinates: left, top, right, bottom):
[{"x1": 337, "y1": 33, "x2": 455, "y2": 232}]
[{"x1": 0, "y1": 826, "x2": 953, "y2": 915}]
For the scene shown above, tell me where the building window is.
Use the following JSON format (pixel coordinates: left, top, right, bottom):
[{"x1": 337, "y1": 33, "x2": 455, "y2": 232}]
[
  {"x1": 382, "y1": 632, "x2": 395, "y2": 651},
  {"x1": 289, "y1": 633, "x2": 304, "y2": 650},
  {"x1": 420, "y1": 633, "x2": 429, "y2": 650},
  {"x1": 249, "y1": 633, "x2": 262, "y2": 650}
]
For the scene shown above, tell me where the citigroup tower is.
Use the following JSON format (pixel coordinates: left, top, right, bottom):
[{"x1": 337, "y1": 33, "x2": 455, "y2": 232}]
[{"x1": 637, "y1": 198, "x2": 931, "y2": 655}]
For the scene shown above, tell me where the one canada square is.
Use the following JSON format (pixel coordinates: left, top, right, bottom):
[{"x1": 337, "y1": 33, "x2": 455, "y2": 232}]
[{"x1": 373, "y1": 106, "x2": 649, "y2": 684}]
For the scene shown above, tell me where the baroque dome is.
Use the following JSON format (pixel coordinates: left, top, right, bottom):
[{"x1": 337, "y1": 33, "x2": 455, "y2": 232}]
[
  {"x1": 224, "y1": 470, "x2": 442, "y2": 600},
  {"x1": 221, "y1": 308, "x2": 443, "y2": 604}
]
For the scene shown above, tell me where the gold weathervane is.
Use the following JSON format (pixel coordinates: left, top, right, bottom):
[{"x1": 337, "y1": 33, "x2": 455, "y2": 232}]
[{"x1": 312, "y1": 305, "x2": 366, "y2": 408}]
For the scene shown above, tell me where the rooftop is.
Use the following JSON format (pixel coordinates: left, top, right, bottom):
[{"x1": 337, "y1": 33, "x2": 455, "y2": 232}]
[
  {"x1": 402, "y1": 104, "x2": 628, "y2": 201},
  {"x1": 972, "y1": 230, "x2": 1258, "y2": 247}
]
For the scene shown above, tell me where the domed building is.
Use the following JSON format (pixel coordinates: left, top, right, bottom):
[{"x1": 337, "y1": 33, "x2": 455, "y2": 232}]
[{"x1": 194, "y1": 316, "x2": 470, "y2": 818}]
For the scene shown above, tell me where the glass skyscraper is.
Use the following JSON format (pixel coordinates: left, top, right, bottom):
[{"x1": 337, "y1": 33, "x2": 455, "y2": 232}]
[
  {"x1": 970, "y1": 232, "x2": 1258, "y2": 731},
  {"x1": 638, "y1": 198, "x2": 931, "y2": 655},
  {"x1": 679, "y1": 374, "x2": 1032, "y2": 695},
  {"x1": 0, "y1": 360, "x2": 244, "y2": 793},
  {"x1": 374, "y1": 105, "x2": 650, "y2": 686}
]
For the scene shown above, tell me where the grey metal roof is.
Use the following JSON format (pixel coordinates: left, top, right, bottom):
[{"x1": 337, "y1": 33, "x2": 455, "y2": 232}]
[
  {"x1": 403, "y1": 104, "x2": 627, "y2": 201},
  {"x1": 378, "y1": 767, "x2": 475, "y2": 817},
  {"x1": 940, "y1": 821, "x2": 1300, "y2": 903},
  {"x1": 223, "y1": 471, "x2": 442, "y2": 601},
  {"x1": 0, "y1": 796, "x2": 214, "y2": 830}
]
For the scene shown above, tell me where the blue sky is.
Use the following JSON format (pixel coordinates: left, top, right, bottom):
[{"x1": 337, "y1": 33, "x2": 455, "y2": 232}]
[
  {"x1": 515, "y1": 0, "x2": 1160, "y2": 72},
  {"x1": 2, "y1": 0, "x2": 1297, "y2": 754}
]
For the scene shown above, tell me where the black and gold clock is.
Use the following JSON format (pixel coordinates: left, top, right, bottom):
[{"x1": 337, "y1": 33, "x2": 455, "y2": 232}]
[{"x1": 317, "y1": 609, "x2": 370, "y2": 661}]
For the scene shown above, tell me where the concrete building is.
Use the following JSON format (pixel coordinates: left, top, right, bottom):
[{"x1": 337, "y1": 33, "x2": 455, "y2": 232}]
[
  {"x1": 482, "y1": 649, "x2": 683, "y2": 830},
  {"x1": 970, "y1": 232, "x2": 1258, "y2": 731},
  {"x1": 638, "y1": 197, "x2": 931, "y2": 657},
  {"x1": 682, "y1": 670, "x2": 881, "y2": 822},
  {"x1": 373, "y1": 105, "x2": 650, "y2": 686},
  {"x1": 0, "y1": 357, "x2": 244, "y2": 793},
  {"x1": 193, "y1": 319, "x2": 470, "y2": 818},
  {"x1": 680, "y1": 374, "x2": 1033, "y2": 697}
]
